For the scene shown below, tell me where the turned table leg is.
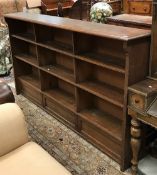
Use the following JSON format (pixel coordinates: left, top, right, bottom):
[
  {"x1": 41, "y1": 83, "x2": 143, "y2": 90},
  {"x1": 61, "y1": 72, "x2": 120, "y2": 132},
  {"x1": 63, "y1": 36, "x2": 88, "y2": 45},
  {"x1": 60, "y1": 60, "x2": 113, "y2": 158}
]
[{"x1": 131, "y1": 118, "x2": 141, "y2": 175}]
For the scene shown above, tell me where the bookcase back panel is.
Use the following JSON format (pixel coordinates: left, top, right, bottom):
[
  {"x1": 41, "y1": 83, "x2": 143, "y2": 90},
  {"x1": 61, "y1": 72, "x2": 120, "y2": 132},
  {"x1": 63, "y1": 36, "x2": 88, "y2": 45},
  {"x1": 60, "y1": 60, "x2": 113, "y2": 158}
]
[
  {"x1": 35, "y1": 24, "x2": 73, "y2": 52},
  {"x1": 32, "y1": 68, "x2": 40, "y2": 81},
  {"x1": 12, "y1": 38, "x2": 37, "y2": 57},
  {"x1": 94, "y1": 97, "x2": 123, "y2": 120},
  {"x1": 11, "y1": 38, "x2": 38, "y2": 66},
  {"x1": 58, "y1": 79, "x2": 75, "y2": 96},
  {"x1": 35, "y1": 24, "x2": 53, "y2": 41},
  {"x1": 14, "y1": 59, "x2": 41, "y2": 90},
  {"x1": 53, "y1": 29, "x2": 73, "y2": 47},
  {"x1": 7, "y1": 19, "x2": 35, "y2": 41},
  {"x1": 74, "y1": 33, "x2": 125, "y2": 60},
  {"x1": 44, "y1": 95, "x2": 77, "y2": 128},
  {"x1": 93, "y1": 67, "x2": 125, "y2": 90},
  {"x1": 41, "y1": 71, "x2": 75, "y2": 96},
  {"x1": 77, "y1": 88, "x2": 94, "y2": 111},
  {"x1": 19, "y1": 82, "x2": 42, "y2": 105},
  {"x1": 15, "y1": 59, "x2": 35, "y2": 76},
  {"x1": 40, "y1": 72, "x2": 57, "y2": 90},
  {"x1": 76, "y1": 60, "x2": 125, "y2": 90},
  {"x1": 56, "y1": 53, "x2": 74, "y2": 72},
  {"x1": 77, "y1": 89, "x2": 123, "y2": 120},
  {"x1": 38, "y1": 46, "x2": 74, "y2": 72},
  {"x1": 38, "y1": 46, "x2": 56, "y2": 66},
  {"x1": 80, "y1": 120, "x2": 122, "y2": 162},
  {"x1": 75, "y1": 60, "x2": 94, "y2": 82}
]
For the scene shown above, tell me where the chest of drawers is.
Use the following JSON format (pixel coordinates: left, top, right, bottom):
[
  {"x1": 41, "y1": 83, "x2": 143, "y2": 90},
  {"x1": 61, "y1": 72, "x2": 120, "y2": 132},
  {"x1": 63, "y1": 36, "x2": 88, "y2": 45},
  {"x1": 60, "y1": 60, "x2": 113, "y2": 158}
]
[{"x1": 124, "y1": 0, "x2": 152, "y2": 15}]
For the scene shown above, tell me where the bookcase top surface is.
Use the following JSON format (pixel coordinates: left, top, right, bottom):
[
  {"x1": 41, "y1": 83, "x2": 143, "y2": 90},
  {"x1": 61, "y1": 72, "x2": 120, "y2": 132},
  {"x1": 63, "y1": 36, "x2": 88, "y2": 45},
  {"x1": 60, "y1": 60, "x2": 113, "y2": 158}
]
[{"x1": 5, "y1": 12, "x2": 151, "y2": 41}]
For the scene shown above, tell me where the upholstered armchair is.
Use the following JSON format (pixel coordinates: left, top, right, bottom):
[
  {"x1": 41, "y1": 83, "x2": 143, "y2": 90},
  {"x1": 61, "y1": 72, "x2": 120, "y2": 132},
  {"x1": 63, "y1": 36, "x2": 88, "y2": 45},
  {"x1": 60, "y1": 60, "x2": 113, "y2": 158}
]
[
  {"x1": 0, "y1": 81, "x2": 15, "y2": 104},
  {"x1": 0, "y1": 103, "x2": 72, "y2": 175}
]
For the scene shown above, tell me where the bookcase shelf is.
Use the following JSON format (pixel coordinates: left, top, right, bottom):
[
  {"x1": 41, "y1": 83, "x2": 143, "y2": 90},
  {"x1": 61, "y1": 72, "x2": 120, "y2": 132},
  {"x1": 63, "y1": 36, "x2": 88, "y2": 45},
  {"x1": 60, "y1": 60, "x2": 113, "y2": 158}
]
[
  {"x1": 36, "y1": 42, "x2": 74, "y2": 58},
  {"x1": 77, "y1": 89, "x2": 122, "y2": 142},
  {"x1": 80, "y1": 118, "x2": 121, "y2": 163},
  {"x1": 35, "y1": 24, "x2": 74, "y2": 53},
  {"x1": 38, "y1": 46, "x2": 75, "y2": 83},
  {"x1": 15, "y1": 33, "x2": 35, "y2": 41},
  {"x1": 43, "y1": 94, "x2": 77, "y2": 128},
  {"x1": 11, "y1": 37, "x2": 36, "y2": 54},
  {"x1": 76, "y1": 61, "x2": 125, "y2": 91},
  {"x1": 15, "y1": 54, "x2": 38, "y2": 67},
  {"x1": 41, "y1": 71, "x2": 76, "y2": 111},
  {"x1": 18, "y1": 75, "x2": 40, "y2": 89},
  {"x1": 73, "y1": 32, "x2": 125, "y2": 62},
  {"x1": 6, "y1": 12, "x2": 151, "y2": 171},
  {"x1": 11, "y1": 34, "x2": 36, "y2": 44},
  {"x1": 11, "y1": 38, "x2": 38, "y2": 66},
  {"x1": 44, "y1": 89, "x2": 75, "y2": 111},
  {"x1": 41, "y1": 65, "x2": 75, "y2": 83},
  {"x1": 75, "y1": 53, "x2": 125, "y2": 74},
  {"x1": 40, "y1": 40, "x2": 73, "y2": 53},
  {"x1": 78, "y1": 81, "x2": 124, "y2": 108},
  {"x1": 15, "y1": 60, "x2": 40, "y2": 89},
  {"x1": 79, "y1": 109, "x2": 122, "y2": 142},
  {"x1": 7, "y1": 19, "x2": 36, "y2": 41}
]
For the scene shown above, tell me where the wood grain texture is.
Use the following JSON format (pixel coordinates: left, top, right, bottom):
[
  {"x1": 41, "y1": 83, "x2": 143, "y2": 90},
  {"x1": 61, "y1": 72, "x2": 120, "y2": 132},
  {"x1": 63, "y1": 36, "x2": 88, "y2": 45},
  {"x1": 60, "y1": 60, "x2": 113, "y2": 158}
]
[
  {"x1": 130, "y1": 117, "x2": 141, "y2": 175},
  {"x1": 5, "y1": 12, "x2": 151, "y2": 41},
  {"x1": 107, "y1": 14, "x2": 152, "y2": 29},
  {"x1": 124, "y1": 0, "x2": 152, "y2": 16}
]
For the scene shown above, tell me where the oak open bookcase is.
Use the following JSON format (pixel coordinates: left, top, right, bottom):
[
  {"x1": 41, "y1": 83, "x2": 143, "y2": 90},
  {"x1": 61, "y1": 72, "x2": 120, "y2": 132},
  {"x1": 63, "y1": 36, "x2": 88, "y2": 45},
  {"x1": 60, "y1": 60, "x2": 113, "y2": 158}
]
[{"x1": 5, "y1": 12, "x2": 151, "y2": 171}]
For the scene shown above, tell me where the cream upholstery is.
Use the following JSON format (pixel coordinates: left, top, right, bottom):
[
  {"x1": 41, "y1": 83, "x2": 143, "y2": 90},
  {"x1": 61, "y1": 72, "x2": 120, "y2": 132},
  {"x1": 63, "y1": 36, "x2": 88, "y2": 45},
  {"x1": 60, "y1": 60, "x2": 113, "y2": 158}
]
[
  {"x1": 0, "y1": 142, "x2": 71, "y2": 175},
  {"x1": 0, "y1": 103, "x2": 29, "y2": 156},
  {"x1": 0, "y1": 103, "x2": 72, "y2": 175}
]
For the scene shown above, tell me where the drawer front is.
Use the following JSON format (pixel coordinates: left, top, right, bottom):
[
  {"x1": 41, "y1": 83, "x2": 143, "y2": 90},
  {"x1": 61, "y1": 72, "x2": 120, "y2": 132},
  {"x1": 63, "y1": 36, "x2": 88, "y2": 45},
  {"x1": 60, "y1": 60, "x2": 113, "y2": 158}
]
[
  {"x1": 80, "y1": 120, "x2": 121, "y2": 162},
  {"x1": 129, "y1": 1, "x2": 152, "y2": 15},
  {"x1": 44, "y1": 96, "x2": 76, "y2": 128},
  {"x1": 20, "y1": 82, "x2": 42, "y2": 105},
  {"x1": 128, "y1": 93, "x2": 145, "y2": 110},
  {"x1": 128, "y1": 92, "x2": 157, "y2": 112}
]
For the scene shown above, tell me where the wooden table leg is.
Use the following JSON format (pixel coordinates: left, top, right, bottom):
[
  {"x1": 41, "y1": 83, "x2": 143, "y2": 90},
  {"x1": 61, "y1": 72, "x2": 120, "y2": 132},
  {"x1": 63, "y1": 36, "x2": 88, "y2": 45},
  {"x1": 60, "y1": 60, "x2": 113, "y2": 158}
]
[{"x1": 131, "y1": 118, "x2": 141, "y2": 175}]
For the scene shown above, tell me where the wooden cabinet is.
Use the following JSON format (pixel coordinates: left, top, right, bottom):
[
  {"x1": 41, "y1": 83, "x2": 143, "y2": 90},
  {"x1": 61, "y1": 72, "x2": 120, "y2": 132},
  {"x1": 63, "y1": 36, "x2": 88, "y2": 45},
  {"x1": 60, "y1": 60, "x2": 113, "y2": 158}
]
[
  {"x1": 5, "y1": 12, "x2": 151, "y2": 171},
  {"x1": 128, "y1": 79, "x2": 157, "y2": 113},
  {"x1": 124, "y1": 0, "x2": 152, "y2": 15},
  {"x1": 128, "y1": 78, "x2": 157, "y2": 174},
  {"x1": 107, "y1": 14, "x2": 152, "y2": 29},
  {"x1": 41, "y1": 0, "x2": 74, "y2": 16},
  {"x1": 108, "y1": 0, "x2": 121, "y2": 14}
]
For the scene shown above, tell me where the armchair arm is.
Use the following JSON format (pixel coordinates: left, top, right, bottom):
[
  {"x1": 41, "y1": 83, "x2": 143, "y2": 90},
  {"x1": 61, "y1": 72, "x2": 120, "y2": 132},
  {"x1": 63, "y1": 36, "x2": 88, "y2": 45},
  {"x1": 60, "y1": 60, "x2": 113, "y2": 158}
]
[
  {"x1": 0, "y1": 82, "x2": 15, "y2": 104},
  {"x1": 0, "y1": 103, "x2": 29, "y2": 156}
]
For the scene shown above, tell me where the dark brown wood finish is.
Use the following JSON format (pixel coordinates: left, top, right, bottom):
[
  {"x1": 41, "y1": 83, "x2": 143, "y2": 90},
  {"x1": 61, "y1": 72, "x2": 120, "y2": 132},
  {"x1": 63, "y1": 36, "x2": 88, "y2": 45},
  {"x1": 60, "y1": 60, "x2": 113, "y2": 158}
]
[
  {"x1": 41, "y1": 0, "x2": 121, "y2": 20},
  {"x1": 5, "y1": 12, "x2": 151, "y2": 40},
  {"x1": 41, "y1": 0, "x2": 74, "y2": 16},
  {"x1": 5, "y1": 12, "x2": 151, "y2": 171}
]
